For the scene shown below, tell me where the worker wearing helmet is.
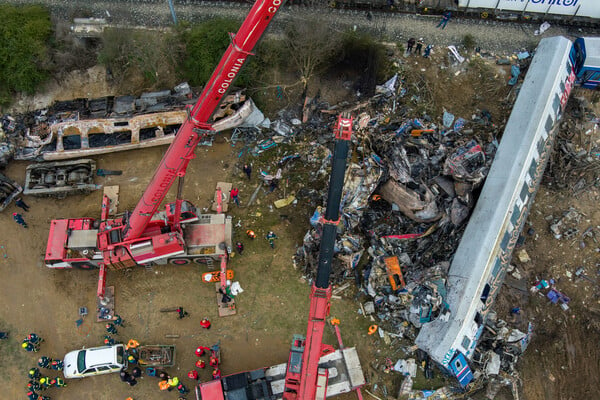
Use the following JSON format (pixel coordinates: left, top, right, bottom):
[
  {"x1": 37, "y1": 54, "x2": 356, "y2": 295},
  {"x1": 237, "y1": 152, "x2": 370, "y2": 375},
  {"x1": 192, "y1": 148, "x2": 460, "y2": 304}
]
[
  {"x1": 195, "y1": 359, "x2": 206, "y2": 369},
  {"x1": 127, "y1": 354, "x2": 138, "y2": 364},
  {"x1": 22, "y1": 341, "x2": 37, "y2": 352},
  {"x1": 105, "y1": 323, "x2": 118, "y2": 335},
  {"x1": 246, "y1": 230, "x2": 256, "y2": 239},
  {"x1": 200, "y1": 318, "x2": 211, "y2": 330},
  {"x1": 28, "y1": 367, "x2": 41, "y2": 379},
  {"x1": 187, "y1": 370, "x2": 199, "y2": 380},
  {"x1": 212, "y1": 368, "x2": 221, "y2": 380},
  {"x1": 126, "y1": 339, "x2": 140, "y2": 350},
  {"x1": 27, "y1": 333, "x2": 43, "y2": 345},
  {"x1": 159, "y1": 380, "x2": 170, "y2": 391},
  {"x1": 37, "y1": 356, "x2": 51, "y2": 369},
  {"x1": 54, "y1": 377, "x2": 67, "y2": 388},
  {"x1": 39, "y1": 377, "x2": 50, "y2": 390}
]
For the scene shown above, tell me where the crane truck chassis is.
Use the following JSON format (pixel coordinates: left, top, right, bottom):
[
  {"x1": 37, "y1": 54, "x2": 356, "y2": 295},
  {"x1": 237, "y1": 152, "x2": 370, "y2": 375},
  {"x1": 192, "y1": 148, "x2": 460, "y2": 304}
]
[{"x1": 44, "y1": 0, "x2": 281, "y2": 302}]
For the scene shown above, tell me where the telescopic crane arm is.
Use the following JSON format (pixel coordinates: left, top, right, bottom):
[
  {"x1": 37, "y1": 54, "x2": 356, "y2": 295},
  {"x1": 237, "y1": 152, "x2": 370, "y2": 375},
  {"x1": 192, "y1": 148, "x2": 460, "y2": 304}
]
[
  {"x1": 283, "y1": 114, "x2": 353, "y2": 400},
  {"x1": 123, "y1": 0, "x2": 284, "y2": 241}
]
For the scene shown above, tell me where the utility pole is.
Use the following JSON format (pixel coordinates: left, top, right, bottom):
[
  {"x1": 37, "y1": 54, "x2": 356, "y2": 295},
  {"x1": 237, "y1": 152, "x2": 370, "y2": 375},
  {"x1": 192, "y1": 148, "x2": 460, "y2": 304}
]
[{"x1": 168, "y1": 0, "x2": 178, "y2": 25}]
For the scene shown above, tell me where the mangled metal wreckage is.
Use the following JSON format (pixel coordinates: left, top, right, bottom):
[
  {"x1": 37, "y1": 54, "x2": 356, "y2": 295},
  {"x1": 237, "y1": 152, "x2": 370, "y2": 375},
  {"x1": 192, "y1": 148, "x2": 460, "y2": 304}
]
[{"x1": 4, "y1": 86, "x2": 267, "y2": 162}]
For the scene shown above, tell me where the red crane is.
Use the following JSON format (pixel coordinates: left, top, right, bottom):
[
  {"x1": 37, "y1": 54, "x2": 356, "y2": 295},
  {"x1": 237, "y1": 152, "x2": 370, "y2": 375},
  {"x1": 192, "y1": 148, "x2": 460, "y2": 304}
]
[
  {"x1": 195, "y1": 116, "x2": 365, "y2": 400},
  {"x1": 44, "y1": 0, "x2": 284, "y2": 299}
]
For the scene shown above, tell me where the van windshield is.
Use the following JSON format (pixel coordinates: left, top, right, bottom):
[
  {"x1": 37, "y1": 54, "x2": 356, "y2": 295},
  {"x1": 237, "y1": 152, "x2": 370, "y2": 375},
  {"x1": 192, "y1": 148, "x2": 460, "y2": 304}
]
[
  {"x1": 77, "y1": 350, "x2": 87, "y2": 372},
  {"x1": 116, "y1": 346, "x2": 124, "y2": 364}
]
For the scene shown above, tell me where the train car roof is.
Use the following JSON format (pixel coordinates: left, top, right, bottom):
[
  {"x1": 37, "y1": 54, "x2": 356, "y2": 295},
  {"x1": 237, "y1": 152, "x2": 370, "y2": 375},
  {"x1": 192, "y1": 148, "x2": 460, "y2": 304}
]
[
  {"x1": 415, "y1": 36, "x2": 573, "y2": 367},
  {"x1": 582, "y1": 37, "x2": 600, "y2": 68}
]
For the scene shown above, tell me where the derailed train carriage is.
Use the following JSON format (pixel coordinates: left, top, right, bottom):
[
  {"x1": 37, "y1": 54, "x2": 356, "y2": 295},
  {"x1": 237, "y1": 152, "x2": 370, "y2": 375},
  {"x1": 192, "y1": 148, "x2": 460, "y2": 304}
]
[{"x1": 415, "y1": 36, "x2": 600, "y2": 387}]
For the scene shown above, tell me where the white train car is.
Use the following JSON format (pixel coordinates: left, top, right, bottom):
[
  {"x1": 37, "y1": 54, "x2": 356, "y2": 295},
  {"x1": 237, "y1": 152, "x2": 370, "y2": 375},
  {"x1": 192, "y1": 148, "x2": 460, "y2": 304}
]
[
  {"x1": 415, "y1": 36, "x2": 577, "y2": 386},
  {"x1": 459, "y1": 0, "x2": 600, "y2": 20}
]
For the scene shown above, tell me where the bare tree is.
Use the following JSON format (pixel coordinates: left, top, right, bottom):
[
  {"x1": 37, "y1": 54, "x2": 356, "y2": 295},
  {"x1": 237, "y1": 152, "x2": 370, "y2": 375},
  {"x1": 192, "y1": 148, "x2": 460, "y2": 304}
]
[{"x1": 284, "y1": 19, "x2": 341, "y2": 91}]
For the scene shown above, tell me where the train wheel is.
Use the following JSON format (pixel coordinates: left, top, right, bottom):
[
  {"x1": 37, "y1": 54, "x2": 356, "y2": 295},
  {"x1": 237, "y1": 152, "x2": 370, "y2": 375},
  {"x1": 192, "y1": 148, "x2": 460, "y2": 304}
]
[
  {"x1": 73, "y1": 262, "x2": 97, "y2": 270},
  {"x1": 481, "y1": 11, "x2": 489, "y2": 19},
  {"x1": 193, "y1": 257, "x2": 209, "y2": 265}
]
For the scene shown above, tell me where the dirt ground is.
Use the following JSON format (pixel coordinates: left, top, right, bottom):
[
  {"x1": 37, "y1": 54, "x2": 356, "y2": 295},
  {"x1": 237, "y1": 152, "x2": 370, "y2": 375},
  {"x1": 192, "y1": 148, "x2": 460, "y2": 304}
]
[{"x1": 1, "y1": 45, "x2": 600, "y2": 400}]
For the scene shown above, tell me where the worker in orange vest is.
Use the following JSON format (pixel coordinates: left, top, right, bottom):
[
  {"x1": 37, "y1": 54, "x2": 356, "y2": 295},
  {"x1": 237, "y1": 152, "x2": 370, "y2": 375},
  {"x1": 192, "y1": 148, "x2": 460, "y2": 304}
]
[
  {"x1": 159, "y1": 380, "x2": 170, "y2": 391},
  {"x1": 246, "y1": 230, "x2": 256, "y2": 239}
]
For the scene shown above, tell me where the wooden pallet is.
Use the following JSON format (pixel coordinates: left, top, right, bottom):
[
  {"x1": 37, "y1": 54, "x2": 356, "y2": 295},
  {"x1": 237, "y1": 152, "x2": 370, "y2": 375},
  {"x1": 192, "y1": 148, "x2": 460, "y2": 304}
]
[
  {"x1": 211, "y1": 182, "x2": 232, "y2": 212},
  {"x1": 215, "y1": 283, "x2": 236, "y2": 317}
]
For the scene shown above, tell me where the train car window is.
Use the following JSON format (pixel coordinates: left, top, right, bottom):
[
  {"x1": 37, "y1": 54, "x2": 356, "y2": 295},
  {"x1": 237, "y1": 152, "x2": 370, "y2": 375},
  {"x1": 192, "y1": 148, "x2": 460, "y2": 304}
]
[
  {"x1": 480, "y1": 284, "x2": 491, "y2": 303},
  {"x1": 461, "y1": 336, "x2": 471, "y2": 351}
]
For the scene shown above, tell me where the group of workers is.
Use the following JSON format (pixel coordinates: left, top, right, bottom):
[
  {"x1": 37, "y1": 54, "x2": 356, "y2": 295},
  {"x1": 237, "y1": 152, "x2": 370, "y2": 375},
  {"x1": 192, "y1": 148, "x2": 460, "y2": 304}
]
[
  {"x1": 103, "y1": 314, "x2": 125, "y2": 346},
  {"x1": 21, "y1": 332, "x2": 43, "y2": 353},
  {"x1": 245, "y1": 229, "x2": 279, "y2": 249},
  {"x1": 25, "y1": 347, "x2": 67, "y2": 400}
]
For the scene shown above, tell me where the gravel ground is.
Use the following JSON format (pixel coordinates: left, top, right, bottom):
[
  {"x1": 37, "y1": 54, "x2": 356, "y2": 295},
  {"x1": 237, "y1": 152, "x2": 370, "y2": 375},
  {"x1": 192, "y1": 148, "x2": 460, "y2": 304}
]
[{"x1": 7, "y1": 0, "x2": 600, "y2": 56}]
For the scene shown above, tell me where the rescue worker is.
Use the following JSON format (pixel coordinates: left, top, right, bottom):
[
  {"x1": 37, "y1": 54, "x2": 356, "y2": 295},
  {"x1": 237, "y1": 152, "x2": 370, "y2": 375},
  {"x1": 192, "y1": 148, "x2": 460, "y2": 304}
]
[
  {"x1": 159, "y1": 380, "x2": 170, "y2": 391},
  {"x1": 176, "y1": 306, "x2": 189, "y2": 319},
  {"x1": 27, "y1": 333, "x2": 43, "y2": 345},
  {"x1": 131, "y1": 367, "x2": 142, "y2": 378},
  {"x1": 126, "y1": 338, "x2": 140, "y2": 350},
  {"x1": 39, "y1": 377, "x2": 50, "y2": 390},
  {"x1": 209, "y1": 355, "x2": 219, "y2": 367},
  {"x1": 53, "y1": 377, "x2": 67, "y2": 388},
  {"x1": 243, "y1": 163, "x2": 252, "y2": 180},
  {"x1": 230, "y1": 187, "x2": 240, "y2": 206},
  {"x1": 235, "y1": 241, "x2": 244, "y2": 255},
  {"x1": 212, "y1": 368, "x2": 221, "y2": 380},
  {"x1": 195, "y1": 359, "x2": 206, "y2": 369},
  {"x1": 158, "y1": 371, "x2": 170, "y2": 381},
  {"x1": 200, "y1": 318, "x2": 211, "y2": 329},
  {"x1": 37, "y1": 356, "x2": 51, "y2": 369},
  {"x1": 36, "y1": 395, "x2": 51, "y2": 400},
  {"x1": 105, "y1": 322, "x2": 118, "y2": 335},
  {"x1": 167, "y1": 376, "x2": 179, "y2": 391},
  {"x1": 120, "y1": 369, "x2": 131, "y2": 383},
  {"x1": 113, "y1": 314, "x2": 125, "y2": 327},
  {"x1": 266, "y1": 231, "x2": 278, "y2": 248},
  {"x1": 13, "y1": 212, "x2": 28, "y2": 228},
  {"x1": 22, "y1": 341, "x2": 38, "y2": 352},
  {"x1": 177, "y1": 382, "x2": 189, "y2": 394},
  {"x1": 50, "y1": 360, "x2": 63, "y2": 371},
  {"x1": 246, "y1": 229, "x2": 256, "y2": 240},
  {"x1": 104, "y1": 335, "x2": 115, "y2": 346},
  {"x1": 26, "y1": 390, "x2": 38, "y2": 400},
  {"x1": 187, "y1": 370, "x2": 199, "y2": 381},
  {"x1": 128, "y1": 354, "x2": 138, "y2": 364},
  {"x1": 28, "y1": 367, "x2": 41, "y2": 379},
  {"x1": 195, "y1": 346, "x2": 209, "y2": 357},
  {"x1": 27, "y1": 380, "x2": 41, "y2": 392}
]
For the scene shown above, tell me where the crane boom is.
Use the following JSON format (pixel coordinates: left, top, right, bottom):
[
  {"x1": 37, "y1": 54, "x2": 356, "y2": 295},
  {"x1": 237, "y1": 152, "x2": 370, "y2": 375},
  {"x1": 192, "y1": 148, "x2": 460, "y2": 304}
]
[
  {"x1": 124, "y1": 0, "x2": 284, "y2": 240},
  {"x1": 283, "y1": 115, "x2": 353, "y2": 400}
]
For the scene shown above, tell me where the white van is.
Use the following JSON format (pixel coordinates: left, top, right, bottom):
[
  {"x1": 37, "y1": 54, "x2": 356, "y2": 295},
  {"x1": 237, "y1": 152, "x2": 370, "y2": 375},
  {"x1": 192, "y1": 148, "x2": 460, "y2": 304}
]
[{"x1": 63, "y1": 344, "x2": 126, "y2": 378}]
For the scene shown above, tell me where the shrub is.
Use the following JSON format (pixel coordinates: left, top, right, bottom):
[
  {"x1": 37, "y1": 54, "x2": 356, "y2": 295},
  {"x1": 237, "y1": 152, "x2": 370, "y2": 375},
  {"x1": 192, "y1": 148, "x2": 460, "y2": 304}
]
[
  {"x1": 463, "y1": 33, "x2": 476, "y2": 51},
  {"x1": 0, "y1": 5, "x2": 52, "y2": 107}
]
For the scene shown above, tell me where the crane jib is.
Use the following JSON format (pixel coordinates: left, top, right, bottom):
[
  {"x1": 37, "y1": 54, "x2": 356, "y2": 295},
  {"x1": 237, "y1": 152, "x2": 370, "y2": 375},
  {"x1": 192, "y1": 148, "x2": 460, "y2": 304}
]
[{"x1": 217, "y1": 58, "x2": 246, "y2": 95}]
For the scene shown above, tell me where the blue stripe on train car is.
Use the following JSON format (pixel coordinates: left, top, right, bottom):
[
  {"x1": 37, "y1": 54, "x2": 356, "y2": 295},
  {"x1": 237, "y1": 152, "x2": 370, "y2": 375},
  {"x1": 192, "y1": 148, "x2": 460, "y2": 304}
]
[{"x1": 449, "y1": 352, "x2": 474, "y2": 388}]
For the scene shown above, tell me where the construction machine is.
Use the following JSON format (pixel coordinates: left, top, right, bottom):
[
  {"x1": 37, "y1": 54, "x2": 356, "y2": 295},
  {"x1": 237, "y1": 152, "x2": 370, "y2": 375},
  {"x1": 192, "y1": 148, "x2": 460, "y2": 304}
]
[
  {"x1": 44, "y1": 0, "x2": 284, "y2": 299},
  {"x1": 196, "y1": 115, "x2": 365, "y2": 399}
]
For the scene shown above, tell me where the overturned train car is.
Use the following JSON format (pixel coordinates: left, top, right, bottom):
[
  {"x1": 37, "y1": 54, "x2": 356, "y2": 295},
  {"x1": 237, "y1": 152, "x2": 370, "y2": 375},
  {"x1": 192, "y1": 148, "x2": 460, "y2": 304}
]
[{"x1": 415, "y1": 36, "x2": 597, "y2": 386}]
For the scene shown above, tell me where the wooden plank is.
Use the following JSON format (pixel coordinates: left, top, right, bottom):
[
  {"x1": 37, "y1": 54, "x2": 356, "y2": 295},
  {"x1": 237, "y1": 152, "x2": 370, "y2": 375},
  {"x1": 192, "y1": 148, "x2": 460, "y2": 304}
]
[
  {"x1": 211, "y1": 182, "x2": 232, "y2": 212},
  {"x1": 103, "y1": 185, "x2": 119, "y2": 216},
  {"x1": 215, "y1": 283, "x2": 236, "y2": 317}
]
